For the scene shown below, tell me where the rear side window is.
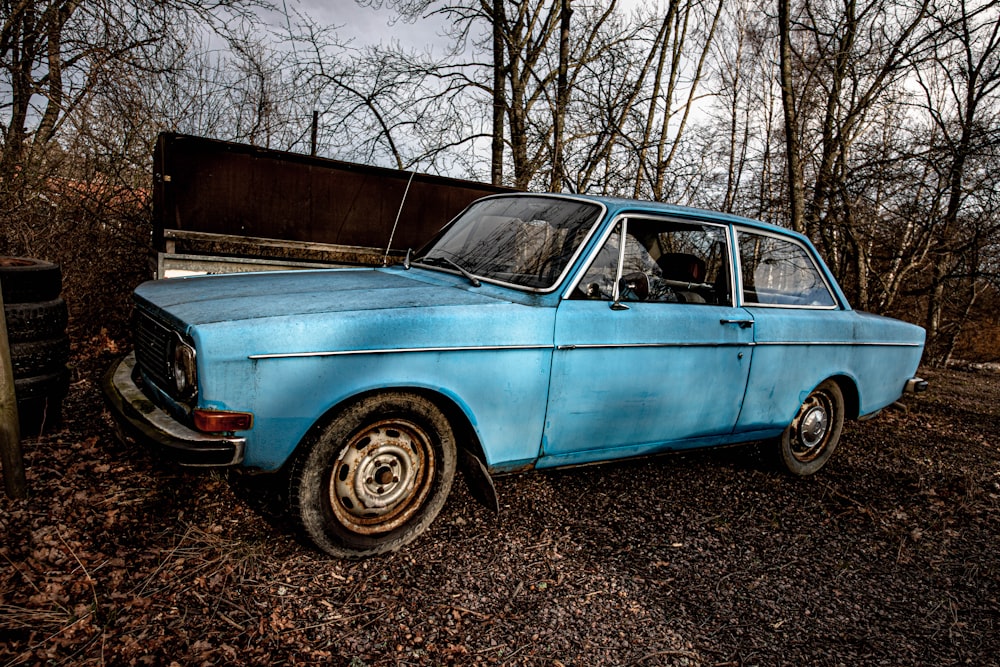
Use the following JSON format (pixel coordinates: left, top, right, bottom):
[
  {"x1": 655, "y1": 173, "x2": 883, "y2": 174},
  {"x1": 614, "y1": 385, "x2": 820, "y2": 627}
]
[{"x1": 737, "y1": 231, "x2": 836, "y2": 308}]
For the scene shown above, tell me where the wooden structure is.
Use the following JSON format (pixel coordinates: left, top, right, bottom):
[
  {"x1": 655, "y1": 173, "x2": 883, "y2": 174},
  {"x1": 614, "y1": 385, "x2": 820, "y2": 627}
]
[{"x1": 153, "y1": 133, "x2": 514, "y2": 277}]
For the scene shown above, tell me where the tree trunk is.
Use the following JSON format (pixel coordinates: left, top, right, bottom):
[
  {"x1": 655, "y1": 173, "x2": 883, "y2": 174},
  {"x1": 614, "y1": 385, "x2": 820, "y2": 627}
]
[
  {"x1": 490, "y1": 0, "x2": 506, "y2": 186},
  {"x1": 777, "y1": 0, "x2": 806, "y2": 234},
  {"x1": 550, "y1": 0, "x2": 572, "y2": 192}
]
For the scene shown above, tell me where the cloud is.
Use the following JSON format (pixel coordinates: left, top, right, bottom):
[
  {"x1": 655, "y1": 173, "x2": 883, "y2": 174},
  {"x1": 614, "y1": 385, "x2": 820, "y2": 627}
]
[{"x1": 286, "y1": 0, "x2": 451, "y2": 52}]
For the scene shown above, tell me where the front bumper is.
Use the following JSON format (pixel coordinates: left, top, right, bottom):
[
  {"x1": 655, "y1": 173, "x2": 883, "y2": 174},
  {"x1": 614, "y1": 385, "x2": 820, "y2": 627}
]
[{"x1": 102, "y1": 352, "x2": 245, "y2": 466}]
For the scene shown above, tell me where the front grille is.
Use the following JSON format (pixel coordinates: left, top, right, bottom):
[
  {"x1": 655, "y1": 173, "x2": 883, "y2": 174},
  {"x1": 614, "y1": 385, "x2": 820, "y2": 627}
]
[{"x1": 134, "y1": 309, "x2": 175, "y2": 394}]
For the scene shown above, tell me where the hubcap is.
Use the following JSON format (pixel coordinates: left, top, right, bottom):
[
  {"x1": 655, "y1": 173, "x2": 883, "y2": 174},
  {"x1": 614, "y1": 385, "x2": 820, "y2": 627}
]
[
  {"x1": 791, "y1": 392, "x2": 833, "y2": 462},
  {"x1": 799, "y1": 405, "x2": 829, "y2": 448},
  {"x1": 328, "y1": 419, "x2": 435, "y2": 535}
]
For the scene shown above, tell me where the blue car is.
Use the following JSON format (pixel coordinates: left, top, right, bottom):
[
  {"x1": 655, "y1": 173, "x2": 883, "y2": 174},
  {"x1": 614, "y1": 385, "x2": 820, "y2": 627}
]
[{"x1": 104, "y1": 193, "x2": 927, "y2": 557}]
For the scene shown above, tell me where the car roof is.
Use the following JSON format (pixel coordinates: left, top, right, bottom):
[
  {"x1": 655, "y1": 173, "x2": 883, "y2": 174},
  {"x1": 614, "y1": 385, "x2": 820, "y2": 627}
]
[{"x1": 495, "y1": 192, "x2": 801, "y2": 241}]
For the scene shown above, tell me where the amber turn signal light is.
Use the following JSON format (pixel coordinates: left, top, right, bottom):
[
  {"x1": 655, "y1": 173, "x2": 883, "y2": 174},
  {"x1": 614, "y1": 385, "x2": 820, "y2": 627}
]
[{"x1": 193, "y1": 409, "x2": 254, "y2": 432}]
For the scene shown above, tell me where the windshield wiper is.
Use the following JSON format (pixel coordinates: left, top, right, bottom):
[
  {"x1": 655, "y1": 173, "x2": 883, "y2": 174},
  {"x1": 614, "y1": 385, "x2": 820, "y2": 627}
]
[{"x1": 417, "y1": 255, "x2": 481, "y2": 287}]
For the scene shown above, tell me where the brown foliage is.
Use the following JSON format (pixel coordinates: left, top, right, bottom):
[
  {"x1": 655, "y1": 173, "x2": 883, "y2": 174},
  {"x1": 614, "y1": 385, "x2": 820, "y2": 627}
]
[
  {"x1": 0, "y1": 175, "x2": 152, "y2": 345},
  {"x1": 1, "y1": 357, "x2": 998, "y2": 665}
]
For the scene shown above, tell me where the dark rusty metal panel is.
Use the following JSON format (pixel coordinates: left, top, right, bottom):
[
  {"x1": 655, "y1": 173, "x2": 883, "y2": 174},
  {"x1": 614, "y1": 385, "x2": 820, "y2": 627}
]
[{"x1": 152, "y1": 133, "x2": 514, "y2": 255}]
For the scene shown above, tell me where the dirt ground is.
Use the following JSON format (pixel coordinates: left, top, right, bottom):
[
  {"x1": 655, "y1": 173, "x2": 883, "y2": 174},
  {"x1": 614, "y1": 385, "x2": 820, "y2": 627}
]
[{"x1": 1, "y1": 360, "x2": 998, "y2": 666}]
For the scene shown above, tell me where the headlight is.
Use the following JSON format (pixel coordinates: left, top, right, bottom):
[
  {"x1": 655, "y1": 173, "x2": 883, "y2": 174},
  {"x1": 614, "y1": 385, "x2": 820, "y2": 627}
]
[{"x1": 171, "y1": 336, "x2": 197, "y2": 399}]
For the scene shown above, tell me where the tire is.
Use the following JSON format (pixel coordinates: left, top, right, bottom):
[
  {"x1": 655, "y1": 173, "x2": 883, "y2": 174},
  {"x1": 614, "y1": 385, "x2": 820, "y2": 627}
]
[
  {"x1": 779, "y1": 379, "x2": 845, "y2": 476},
  {"x1": 0, "y1": 257, "x2": 62, "y2": 304},
  {"x1": 13, "y1": 371, "x2": 69, "y2": 436},
  {"x1": 9, "y1": 337, "x2": 70, "y2": 378},
  {"x1": 289, "y1": 392, "x2": 457, "y2": 558},
  {"x1": 15, "y1": 368, "x2": 71, "y2": 400},
  {"x1": 3, "y1": 298, "x2": 68, "y2": 342}
]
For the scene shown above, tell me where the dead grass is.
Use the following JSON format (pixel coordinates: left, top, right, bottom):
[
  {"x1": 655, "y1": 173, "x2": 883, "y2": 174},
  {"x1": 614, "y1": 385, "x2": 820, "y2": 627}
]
[{"x1": 1, "y1": 363, "x2": 998, "y2": 666}]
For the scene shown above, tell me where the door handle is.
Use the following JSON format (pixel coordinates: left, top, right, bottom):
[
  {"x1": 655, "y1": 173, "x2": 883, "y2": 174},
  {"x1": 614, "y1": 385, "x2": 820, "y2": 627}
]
[{"x1": 720, "y1": 318, "x2": 754, "y2": 329}]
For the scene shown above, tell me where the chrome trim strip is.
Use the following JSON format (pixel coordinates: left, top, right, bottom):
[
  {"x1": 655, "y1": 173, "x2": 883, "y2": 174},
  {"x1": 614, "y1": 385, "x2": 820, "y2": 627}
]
[
  {"x1": 741, "y1": 303, "x2": 840, "y2": 311},
  {"x1": 249, "y1": 344, "x2": 554, "y2": 360},
  {"x1": 251, "y1": 339, "x2": 921, "y2": 359},
  {"x1": 557, "y1": 342, "x2": 749, "y2": 350},
  {"x1": 754, "y1": 341, "x2": 923, "y2": 347},
  {"x1": 557, "y1": 340, "x2": 921, "y2": 350}
]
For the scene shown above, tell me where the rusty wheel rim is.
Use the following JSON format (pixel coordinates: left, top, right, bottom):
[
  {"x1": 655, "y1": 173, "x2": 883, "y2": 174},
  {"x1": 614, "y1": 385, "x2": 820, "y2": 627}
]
[{"x1": 328, "y1": 419, "x2": 435, "y2": 535}]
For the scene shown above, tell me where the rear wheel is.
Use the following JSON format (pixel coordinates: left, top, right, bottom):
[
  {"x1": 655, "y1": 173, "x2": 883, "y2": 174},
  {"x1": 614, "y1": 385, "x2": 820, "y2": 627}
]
[
  {"x1": 289, "y1": 392, "x2": 457, "y2": 558},
  {"x1": 779, "y1": 380, "x2": 844, "y2": 476}
]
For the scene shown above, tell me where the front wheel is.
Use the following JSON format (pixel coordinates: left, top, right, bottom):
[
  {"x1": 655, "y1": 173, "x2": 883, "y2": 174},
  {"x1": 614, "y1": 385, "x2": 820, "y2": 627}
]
[
  {"x1": 779, "y1": 380, "x2": 845, "y2": 476},
  {"x1": 288, "y1": 392, "x2": 457, "y2": 558}
]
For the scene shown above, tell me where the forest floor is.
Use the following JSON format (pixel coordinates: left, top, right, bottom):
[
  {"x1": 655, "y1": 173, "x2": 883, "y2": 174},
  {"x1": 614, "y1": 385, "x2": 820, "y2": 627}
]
[{"x1": 2, "y1": 354, "x2": 998, "y2": 666}]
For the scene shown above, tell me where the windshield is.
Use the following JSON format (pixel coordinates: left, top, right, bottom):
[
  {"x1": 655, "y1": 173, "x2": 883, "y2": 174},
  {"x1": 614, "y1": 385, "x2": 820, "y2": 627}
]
[{"x1": 414, "y1": 196, "x2": 603, "y2": 291}]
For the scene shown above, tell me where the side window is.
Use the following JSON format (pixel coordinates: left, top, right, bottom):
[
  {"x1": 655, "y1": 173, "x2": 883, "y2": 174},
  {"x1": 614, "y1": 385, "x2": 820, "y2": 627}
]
[
  {"x1": 737, "y1": 231, "x2": 836, "y2": 307},
  {"x1": 575, "y1": 217, "x2": 732, "y2": 306}
]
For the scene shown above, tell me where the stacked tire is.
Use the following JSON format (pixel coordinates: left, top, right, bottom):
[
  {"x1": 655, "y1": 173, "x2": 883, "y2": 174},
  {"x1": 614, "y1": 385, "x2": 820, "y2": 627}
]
[{"x1": 1, "y1": 257, "x2": 70, "y2": 433}]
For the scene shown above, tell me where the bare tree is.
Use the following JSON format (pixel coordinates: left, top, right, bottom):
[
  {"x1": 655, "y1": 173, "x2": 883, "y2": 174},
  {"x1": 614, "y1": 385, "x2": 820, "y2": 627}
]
[
  {"x1": 550, "y1": 0, "x2": 572, "y2": 191},
  {"x1": 0, "y1": 1, "x2": 267, "y2": 194},
  {"x1": 777, "y1": 0, "x2": 806, "y2": 232},
  {"x1": 912, "y1": 0, "x2": 1000, "y2": 363},
  {"x1": 769, "y1": 0, "x2": 941, "y2": 308},
  {"x1": 0, "y1": 0, "x2": 278, "y2": 341},
  {"x1": 642, "y1": 0, "x2": 724, "y2": 202},
  {"x1": 359, "y1": 1, "x2": 643, "y2": 189}
]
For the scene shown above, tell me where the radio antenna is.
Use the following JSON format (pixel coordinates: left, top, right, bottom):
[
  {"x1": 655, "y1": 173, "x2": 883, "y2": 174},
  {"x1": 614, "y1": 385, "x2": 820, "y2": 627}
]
[{"x1": 384, "y1": 171, "x2": 416, "y2": 266}]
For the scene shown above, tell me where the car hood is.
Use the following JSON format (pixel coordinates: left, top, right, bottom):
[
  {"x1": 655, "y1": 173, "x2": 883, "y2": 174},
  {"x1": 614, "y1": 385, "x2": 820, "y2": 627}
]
[{"x1": 134, "y1": 267, "x2": 512, "y2": 327}]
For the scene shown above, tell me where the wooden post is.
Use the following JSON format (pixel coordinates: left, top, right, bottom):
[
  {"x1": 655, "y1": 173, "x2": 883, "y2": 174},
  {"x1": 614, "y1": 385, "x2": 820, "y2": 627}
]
[
  {"x1": 0, "y1": 279, "x2": 27, "y2": 499},
  {"x1": 311, "y1": 110, "x2": 319, "y2": 157}
]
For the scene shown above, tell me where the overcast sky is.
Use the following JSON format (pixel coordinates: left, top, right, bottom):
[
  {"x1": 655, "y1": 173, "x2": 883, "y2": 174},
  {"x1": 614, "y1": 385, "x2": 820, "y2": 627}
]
[
  {"x1": 283, "y1": 0, "x2": 453, "y2": 52},
  {"x1": 281, "y1": 0, "x2": 656, "y2": 52}
]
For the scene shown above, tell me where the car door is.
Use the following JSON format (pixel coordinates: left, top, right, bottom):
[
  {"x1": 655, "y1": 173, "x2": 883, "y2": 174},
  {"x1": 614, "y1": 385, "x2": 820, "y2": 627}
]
[
  {"x1": 540, "y1": 215, "x2": 755, "y2": 467},
  {"x1": 732, "y1": 227, "x2": 847, "y2": 433}
]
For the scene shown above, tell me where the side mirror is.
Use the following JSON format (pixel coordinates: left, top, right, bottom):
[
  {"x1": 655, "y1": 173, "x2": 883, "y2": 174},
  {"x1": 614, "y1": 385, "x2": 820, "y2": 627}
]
[{"x1": 618, "y1": 272, "x2": 650, "y2": 301}]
